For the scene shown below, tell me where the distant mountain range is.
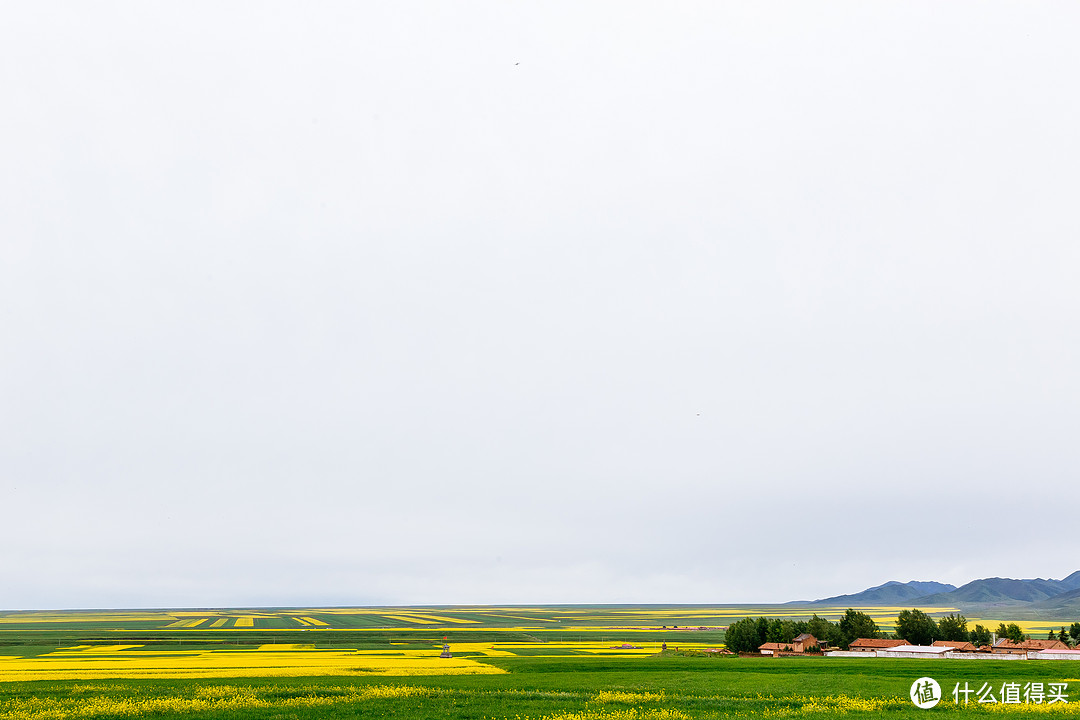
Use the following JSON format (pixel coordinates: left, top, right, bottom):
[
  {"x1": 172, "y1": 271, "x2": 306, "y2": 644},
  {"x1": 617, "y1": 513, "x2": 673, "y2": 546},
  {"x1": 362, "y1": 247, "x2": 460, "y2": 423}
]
[{"x1": 809, "y1": 571, "x2": 1080, "y2": 615}]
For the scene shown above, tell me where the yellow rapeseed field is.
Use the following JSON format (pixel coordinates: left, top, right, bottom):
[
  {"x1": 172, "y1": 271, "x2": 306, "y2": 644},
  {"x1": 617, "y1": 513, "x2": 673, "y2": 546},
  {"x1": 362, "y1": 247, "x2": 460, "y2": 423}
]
[
  {"x1": 0, "y1": 612, "x2": 168, "y2": 624},
  {"x1": 0, "y1": 643, "x2": 506, "y2": 681},
  {"x1": 0, "y1": 639, "x2": 716, "y2": 682},
  {"x1": 0, "y1": 683, "x2": 434, "y2": 720},
  {"x1": 382, "y1": 615, "x2": 438, "y2": 624}
]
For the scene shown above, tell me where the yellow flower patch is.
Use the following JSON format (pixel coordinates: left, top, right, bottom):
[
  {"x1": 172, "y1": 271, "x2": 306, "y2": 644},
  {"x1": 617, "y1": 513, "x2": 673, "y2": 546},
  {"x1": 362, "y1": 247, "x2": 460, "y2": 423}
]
[{"x1": 0, "y1": 644, "x2": 505, "y2": 682}]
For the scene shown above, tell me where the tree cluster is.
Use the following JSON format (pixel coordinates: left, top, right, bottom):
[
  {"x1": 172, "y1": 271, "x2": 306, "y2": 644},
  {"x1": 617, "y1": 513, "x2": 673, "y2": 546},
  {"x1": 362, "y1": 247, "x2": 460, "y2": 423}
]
[
  {"x1": 894, "y1": 609, "x2": 937, "y2": 646},
  {"x1": 894, "y1": 610, "x2": 994, "y2": 646},
  {"x1": 1050, "y1": 623, "x2": 1080, "y2": 647},
  {"x1": 1042, "y1": 624, "x2": 1080, "y2": 647},
  {"x1": 723, "y1": 610, "x2": 879, "y2": 653},
  {"x1": 725, "y1": 610, "x2": 1080, "y2": 653},
  {"x1": 996, "y1": 623, "x2": 1027, "y2": 644}
]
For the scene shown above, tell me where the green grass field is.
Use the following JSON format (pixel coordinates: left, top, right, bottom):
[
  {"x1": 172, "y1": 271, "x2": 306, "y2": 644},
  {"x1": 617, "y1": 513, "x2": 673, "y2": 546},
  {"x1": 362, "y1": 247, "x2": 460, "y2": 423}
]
[
  {"x1": 3, "y1": 656, "x2": 1080, "y2": 719},
  {"x1": 3, "y1": 606, "x2": 1079, "y2": 718}
]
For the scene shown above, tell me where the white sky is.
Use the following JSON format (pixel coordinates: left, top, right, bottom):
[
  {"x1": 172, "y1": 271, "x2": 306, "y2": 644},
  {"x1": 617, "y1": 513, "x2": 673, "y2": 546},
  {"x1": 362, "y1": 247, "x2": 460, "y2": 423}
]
[{"x1": 2, "y1": 2, "x2": 1079, "y2": 609}]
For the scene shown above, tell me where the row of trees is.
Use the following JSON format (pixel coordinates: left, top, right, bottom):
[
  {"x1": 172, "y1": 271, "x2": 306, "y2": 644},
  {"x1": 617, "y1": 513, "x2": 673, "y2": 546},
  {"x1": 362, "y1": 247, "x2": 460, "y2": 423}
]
[
  {"x1": 724, "y1": 609, "x2": 880, "y2": 653},
  {"x1": 1046, "y1": 623, "x2": 1080, "y2": 645},
  {"x1": 898, "y1": 612, "x2": 1080, "y2": 647},
  {"x1": 725, "y1": 611, "x2": 1080, "y2": 652},
  {"x1": 893, "y1": 610, "x2": 993, "y2": 645}
]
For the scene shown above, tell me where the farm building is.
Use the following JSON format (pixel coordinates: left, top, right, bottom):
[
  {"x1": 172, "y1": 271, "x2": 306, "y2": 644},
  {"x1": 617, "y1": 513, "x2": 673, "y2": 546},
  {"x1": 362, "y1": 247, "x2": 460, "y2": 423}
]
[
  {"x1": 758, "y1": 642, "x2": 790, "y2": 655},
  {"x1": 848, "y1": 638, "x2": 907, "y2": 652},
  {"x1": 992, "y1": 638, "x2": 1069, "y2": 654},
  {"x1": 758, "y1": 634, "x2": 819, "y2": 655}
]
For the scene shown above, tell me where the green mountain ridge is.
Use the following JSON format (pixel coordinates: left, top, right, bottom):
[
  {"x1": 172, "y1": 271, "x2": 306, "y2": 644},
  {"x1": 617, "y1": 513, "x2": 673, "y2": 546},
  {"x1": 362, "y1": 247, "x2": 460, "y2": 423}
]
[{"x1": 815, "y1": 572, "x2": 1080, "y2": 615}]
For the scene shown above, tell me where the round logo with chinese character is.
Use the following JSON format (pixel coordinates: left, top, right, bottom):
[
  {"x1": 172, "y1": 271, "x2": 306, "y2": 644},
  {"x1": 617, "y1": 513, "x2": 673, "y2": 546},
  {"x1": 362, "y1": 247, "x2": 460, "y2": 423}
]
[{"x1": 910, "y1": 677, "x2": 941, "y2": 709}]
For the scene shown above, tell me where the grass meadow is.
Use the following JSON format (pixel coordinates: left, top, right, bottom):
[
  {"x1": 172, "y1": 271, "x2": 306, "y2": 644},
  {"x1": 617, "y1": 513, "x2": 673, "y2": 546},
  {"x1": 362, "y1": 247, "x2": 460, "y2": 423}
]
[{"x1": 2, "y1": 606, "x2": 1079, "y2": 719}]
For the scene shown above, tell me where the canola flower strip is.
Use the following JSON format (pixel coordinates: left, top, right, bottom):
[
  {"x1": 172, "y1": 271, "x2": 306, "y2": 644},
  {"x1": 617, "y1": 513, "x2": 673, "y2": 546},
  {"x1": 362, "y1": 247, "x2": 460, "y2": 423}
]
[
  {"x1": 593, "y1": 691, "x2": 666, "y2": 703},
  {"x1": 0, "y1": 644, "x2": 506, "y2": 681},
  {"x1": 0, "y1": 683, "x2": 436, "y2": 720},
  {"x1": 510, "y1": 695, "x2": 1080, "y2": 719},
  {"x1": 523, "y1": 711, "x2": 691, "y2": 720},
  {"x1": 0, "y1": 640, "x2": 721, "y2": 682},
  {"x1": 7, "y1": 682, "x2": 1080, "y2": 720},
  {"x1": 0, "y1": 685, "x2": 586, "y2": 720}
]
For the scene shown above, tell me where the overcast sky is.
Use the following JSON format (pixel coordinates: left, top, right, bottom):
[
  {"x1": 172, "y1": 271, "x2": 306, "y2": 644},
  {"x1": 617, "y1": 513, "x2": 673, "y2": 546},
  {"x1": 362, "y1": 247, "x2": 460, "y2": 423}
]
[{"x1": 2, "y1": 2, "x2": 1079, "y2": 610}]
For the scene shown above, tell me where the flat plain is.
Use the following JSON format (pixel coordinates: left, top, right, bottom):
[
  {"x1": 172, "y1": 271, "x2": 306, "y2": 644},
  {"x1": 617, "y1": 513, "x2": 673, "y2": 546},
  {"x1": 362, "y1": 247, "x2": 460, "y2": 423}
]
[{"x1": 2, "y1": 605, "x2": 1079, "y2": 719}]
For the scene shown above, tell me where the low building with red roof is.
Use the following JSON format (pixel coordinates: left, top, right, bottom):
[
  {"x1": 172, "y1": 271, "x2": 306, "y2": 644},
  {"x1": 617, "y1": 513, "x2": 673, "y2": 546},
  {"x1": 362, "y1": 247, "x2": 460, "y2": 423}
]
[
  {"x1": 848, "y1": 638, "x2": 907, "y2": 652},
  {"x1": 993, "y1": 638, "x2": 1069, "y2": 654},
  {"x1": 758, "y1": 642, "x2": 790, "y2": 655}
]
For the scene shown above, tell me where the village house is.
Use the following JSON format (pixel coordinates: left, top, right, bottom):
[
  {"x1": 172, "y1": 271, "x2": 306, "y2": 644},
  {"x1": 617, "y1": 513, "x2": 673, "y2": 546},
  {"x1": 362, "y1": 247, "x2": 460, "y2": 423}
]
[
  {"x1": 758, "y1": 642, "x2": 789, "y2": 655},
  {"x1": 848, "y1": 638, "x2": 907, "y2": 652},
  {"x1": 759, "y1": 634, "x2": 819, "y2": 655},
  {"x1": 992, "y1": 638, "x2": 1070, "y2": 654}
]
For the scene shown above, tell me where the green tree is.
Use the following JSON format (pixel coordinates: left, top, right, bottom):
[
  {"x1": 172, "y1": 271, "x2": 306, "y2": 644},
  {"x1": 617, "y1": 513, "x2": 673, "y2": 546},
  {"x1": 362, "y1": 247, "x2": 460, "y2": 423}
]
[
  {"x1": 895, "y1": 609, "x2": 937, "y2": 646},
  {"x1": 806, "y1": 614, "x2": 833, "y2": 641},
  {"x1": 755, "y1": 617, "x2": 770, "y2": 647},
  {"x1": 997, "y1": 623, "x2": 1025, "y2": 644},
  {"x1": 970, "y1": 624, "x2": 992, "y2": 647},
  {"x1": 802, "y1": 614, "x2": 847, "y2": 649},
  {"x1": 723, "y1": 617, "x2": 761, "y2": 653},
  {"x1": 936, "y1": 613, "x2": 968, "y2": 642},
  {"x1": 1070, "y1": 623, "x2": 1080, "y2": 643},
  {"x1": 838, "y1": 609, "x2": 880, "y2": 647}
]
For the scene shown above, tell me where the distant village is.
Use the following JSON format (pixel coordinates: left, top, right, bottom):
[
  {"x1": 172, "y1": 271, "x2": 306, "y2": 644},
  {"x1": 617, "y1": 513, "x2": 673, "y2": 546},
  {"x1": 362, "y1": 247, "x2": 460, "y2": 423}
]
[
  {"x1": 724, "y1": 609, "x2": 1080, "y2": 661},
  {"x1": 758, "y1": 634, "x2": 1080, "y2": 660}
]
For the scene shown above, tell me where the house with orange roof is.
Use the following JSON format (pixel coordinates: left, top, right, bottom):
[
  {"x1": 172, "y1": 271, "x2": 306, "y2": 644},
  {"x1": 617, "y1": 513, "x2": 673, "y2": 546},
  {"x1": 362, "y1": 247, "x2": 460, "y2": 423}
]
[
  {"x1": 848, "y1": 638, "x2": 907, "y2": 652},
  {"x1": 758, "y1": 642, "x2": 790, "y2": 655},
  {"x1": 992, "y1": 638, "x2": 1069, "y2": 654},
  {"x1": 758, "y1": 634, "x2": 820, "y2": 655}
]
